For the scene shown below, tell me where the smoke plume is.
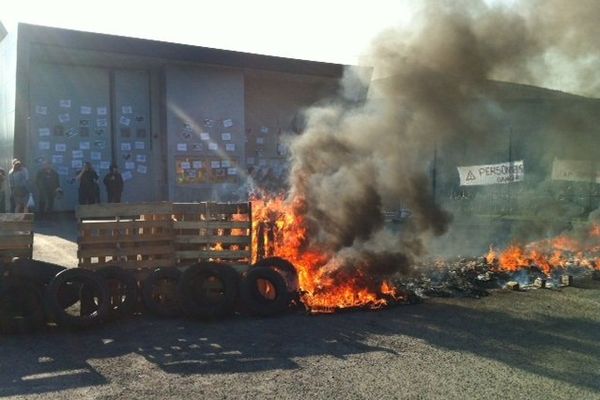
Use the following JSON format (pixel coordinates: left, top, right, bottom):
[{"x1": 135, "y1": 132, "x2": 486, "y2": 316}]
[{"x1": 285, "y1": 0, "x2": 600, "y2": 276}]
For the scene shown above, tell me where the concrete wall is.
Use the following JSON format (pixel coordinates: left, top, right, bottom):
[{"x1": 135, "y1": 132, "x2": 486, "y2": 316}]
[
  {"x1": 243, "y1": 70, "x2": 338, "y2": 191},
  {"x1": 165, "y1": 65, "x2": 245, "y2": 201},
  {"x1": 0, "y1": 23, "x2": 17, "y2": 209}
]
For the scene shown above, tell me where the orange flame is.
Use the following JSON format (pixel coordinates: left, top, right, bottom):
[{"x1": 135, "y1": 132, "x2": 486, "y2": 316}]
[
  {"x1": 487, "y1": 224, "x2": 600, "y2": 275},
  {"x1": 251, "y1": 196, "x2": 402, "y2": 313}
]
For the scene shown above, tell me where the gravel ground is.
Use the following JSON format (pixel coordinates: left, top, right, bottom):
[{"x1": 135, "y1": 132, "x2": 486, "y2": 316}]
[{"x1": 2, "y1": 215, "x2": 600, "y2": 400}]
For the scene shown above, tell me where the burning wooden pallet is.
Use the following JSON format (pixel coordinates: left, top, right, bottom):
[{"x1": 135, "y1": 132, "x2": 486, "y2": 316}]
[
  {"x1": 0, "y1": 213, "x2": 34, "y2": 263},
  {"x1": 172, "y1": 202, "x2": 252, "y2": 268}
]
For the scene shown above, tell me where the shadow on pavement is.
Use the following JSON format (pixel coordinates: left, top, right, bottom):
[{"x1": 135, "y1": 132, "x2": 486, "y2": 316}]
[{"x1": 1, "y1": 283, "x2": 600, "y2": 397}]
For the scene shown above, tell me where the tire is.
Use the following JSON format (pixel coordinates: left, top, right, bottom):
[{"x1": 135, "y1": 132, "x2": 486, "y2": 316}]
[
  {"x1": 7, "y1": 259, "x2": 66, "y2": 286},
  {"x1": 97, "y1": 266, "x2": 139, "y2": 318},
  {"x1": 177, "y1": 262, "x2": 239, "y2": 319},
  {"x1": 253, "y1": 257, "x2": 300, "y2": 293},
  {"x1": 240, "y1": 266, "x2": 291, "y2": 317},
  {"x1": 0, "y1": 277, "x2": 46, "y2": 334},
  {"x1": 46, "y1": 268, "x2": 110, "y2": 329},
  {"x1": 142, "y1": 268, "x2": 181, "y2": 317}
]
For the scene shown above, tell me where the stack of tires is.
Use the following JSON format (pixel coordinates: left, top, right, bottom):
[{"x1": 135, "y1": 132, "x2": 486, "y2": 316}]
[{"x1": 0, "y1": 257, "x2": 299, "y2": 334}]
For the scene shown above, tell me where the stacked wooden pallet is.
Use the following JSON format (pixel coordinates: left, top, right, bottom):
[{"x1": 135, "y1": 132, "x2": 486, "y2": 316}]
[{"x1": 0, "y1": 213, "x2": 34, "y2": 263}]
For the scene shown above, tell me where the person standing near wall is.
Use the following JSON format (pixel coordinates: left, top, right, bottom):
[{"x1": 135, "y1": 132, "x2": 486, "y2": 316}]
[
  {"x1": 77, "y1": 162, "x2": 99, "y2": 205},
  {"x1": 9, "y1": 160, "x2": 30, "y2": 213},
  {"x1": 103, "y1": 164, "x2": 124, "y2": 203},
  {"x1": 35, "y1": 161, "x2": 61, "y2": 218},
  {"x1": 0, "y1": 167, "x2": 6, "y2": 212}
]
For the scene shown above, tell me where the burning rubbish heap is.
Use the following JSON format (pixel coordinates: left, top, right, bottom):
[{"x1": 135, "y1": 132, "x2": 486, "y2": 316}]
[{"x1": 247, "y1": 1, "x2": 600, "y2": 313}]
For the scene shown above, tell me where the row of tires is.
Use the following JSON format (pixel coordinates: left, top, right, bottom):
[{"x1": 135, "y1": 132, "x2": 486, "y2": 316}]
[{"x1": 0, "y1": 257, "x2": 300, "y2": 334}]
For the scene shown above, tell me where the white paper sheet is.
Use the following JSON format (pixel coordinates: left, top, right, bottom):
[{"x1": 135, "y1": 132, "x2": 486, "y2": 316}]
[
  {"x1": 180, "y1": 162, "x2": 191, "y2": 170},
  {"x1": 72, "y1": 150, "x2": 84, "y2": 159},
  {"x1": 119, "y1": 116, "x2": 131, "y2": 126},
  {"x1": 260, "y1": 126, "x2": 269, "y2": 134},
  {"x1": 227, "y1": 168, "x2": 237, "y2": 175},
  {"x1": 91, "y1": 151, "x2": 101, "y2": 161},
  {"x1": 55, "y1": 144, "x2": 67, "y2": 152},
  {"x1": 80, "y1": 106, "x2": 92, "y2": 114},
  {"x1": 125, "y1": 162, "x2": 135, "y2": 170},
  {"x1": 192, "y1": 161, "x2": 202, "y2": 169},
  {"x1": 134, "y1": 141, "x2": 145, "y2": 150},
  {"x1": 122, "y1": 171, "x2": 133, "y2": 181},
  {"x1": 96, "y1": 118, "x2": 108, "y2": 127},
  {"x1": 208, "y1": 143, "x2": 218, "y2": 150},
  {"x1": 59, "y1": 99, "x2": 71, "y2": 108},
  {"x1": 121, "y1": 143, "x2": 132, "y2": 151},
  {"x1": 200, "y1": 132, "x2": 210, "y2": 141},
  {"x1": 136, "y1": 154, "x2": 146, "y2": 163},
  {"x1": 39, "y1": 141, "x2": 50, "y2": 150},
  {"x1": 100, "y1": 161, "x2": 110, "y2": 170},
  {"x1": 58, "y1": 113, "x2": 70, "y2": 123},
  {"x1": 225, "y1": 143, "x2": 235, "y2": 152},
  {"x1": 210, "y1": 161, "x2": 221, "y2": 169},
  {"x1": 121, "y1": 106, "x2": 133, "y2": 114},
  {"x1": 72, "y1": 160, "x2": 83, "y2": 169},
  {"x1": 221, "y1": 160, "x2": 231, "y2": 168},
  {"x1": 223, "y1": 119, "x2": 233, "y2": 128},
  {"x1": 52, "y1": 155, "x2": 64, "y2": 164},
  {"x1": 137, "y1": 165, "x2": 147, "y2": 174},
  {"x1": 38, "y1": 128, "x2": 50, "y2": 137},
  {"x1": 221, "y1": 132, "x2": 232, "y2": 141},
  {"x1": 97, "y1": 107, "x2": 107, "y2": 115},
  {"x1": 177, "y1": 143, "x2": 188, "y2": 151},
  {"x1": 35, "y1": 105, "x2": 48, "y2": 115},
  {"x1": 80, "y1": 142, "x2": 90, "y2": 150}
]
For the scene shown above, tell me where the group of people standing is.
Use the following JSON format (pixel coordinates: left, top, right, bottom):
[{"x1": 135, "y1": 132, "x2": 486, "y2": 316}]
[{"x1": 0, "y1": 159, "x2": 124, "y2": 215}]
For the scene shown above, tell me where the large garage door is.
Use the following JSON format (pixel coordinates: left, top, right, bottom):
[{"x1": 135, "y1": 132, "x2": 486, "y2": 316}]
[
  {"x1": 112, "y1": 70, "x2": 154, "y2": 203},
  {"x1": 29, "y1": 63, "x2": 112, "y2": 210}
]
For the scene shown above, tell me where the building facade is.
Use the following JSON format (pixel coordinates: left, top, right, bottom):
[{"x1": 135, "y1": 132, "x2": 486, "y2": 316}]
[{"x1": 0, "y1": 22, "x2": 343, "y2": 210}]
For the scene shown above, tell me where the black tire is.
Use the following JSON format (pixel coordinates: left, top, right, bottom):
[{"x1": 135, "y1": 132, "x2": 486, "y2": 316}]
[
  {"x1": 46, "y1": 268, "x2": 110, "y2": 329},
  {"x1": 240, "y1": 266, "x2": 291, "y2": 317},
  {"x1": 253, "y1": 257, "x2": 300, "y2": 294},
  {"x1": 0, "y1": 277, "x2": 46, "y2": 334},
  {"x1": 7, "y1": 258, "x2": 66, "y2": 286},
  {"x1": 177, "y1": 262, "x2": 239, "y2": 319},
  {"x1": 142, "y1": 268, "x2": 181, "y2": 317},
  {"x1": 97, "y1": 266, "x2": 139, "y2": 318}
]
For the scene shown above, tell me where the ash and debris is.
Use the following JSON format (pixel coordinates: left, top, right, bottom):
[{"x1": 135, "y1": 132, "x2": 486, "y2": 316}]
[{"x1": 392, "y1": 256, "x2": 597, "y2": 303}]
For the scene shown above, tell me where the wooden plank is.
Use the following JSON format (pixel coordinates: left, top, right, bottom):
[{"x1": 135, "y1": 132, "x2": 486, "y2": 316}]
[
  {"x1": 77, "y1": 202, "x2": 173, "y2": 219},
  {"x1": 78, "y1": 233, "x2": 174, "y2": 245},
  {"x1": 174, "y1": 235, "x2": 250, "y2": 244},
  {"x1": 172, "y1": 203, "x2": 208, "y2": 214},
  {"x1": 78, "y1": 220, "x2": 173, "y2": 230},
  {"x1": 206, "y1": 202, "x2": 250, "y2": 215},
  {"x1": 79, "y1": 258, "x2": 175, "y2": 270},
  {"x1": 0, "y1": 221, "x2": 34, "y2": 232},
  {"x1": 0, "y1": 235, "x2": 33, "y2": 249},
  {"x1": 0, "y1": 213, "x2": 34, "y2": 222},
  {"x1": 78, "y1": 245, "x2": 174, "y2": 258},
  {"x1": 176, "y1": 250, "x2": 250, "y2": 259},
  {"x1": 174, "y1": 221, "x2": 250, "y2": 229}
]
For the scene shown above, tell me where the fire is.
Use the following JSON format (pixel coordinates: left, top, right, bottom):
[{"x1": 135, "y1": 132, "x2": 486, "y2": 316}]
[
  {"x1": 251, "y1": 196, "x2": 402, "y2": 313},
  {"x1": 486, "y1": 225, "x2": 600, "y2": 275}
]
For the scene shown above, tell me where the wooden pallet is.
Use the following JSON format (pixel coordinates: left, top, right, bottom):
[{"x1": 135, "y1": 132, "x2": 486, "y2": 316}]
[
  {"x1": 77, "y1": 202, "x2": 175, "y2": 272},
  {"x1": 0, "y1": 213, "x2": 34, "y2": 262},
  {"x1": 173, "y1": 202, "x2": 252, "y2": 266}
]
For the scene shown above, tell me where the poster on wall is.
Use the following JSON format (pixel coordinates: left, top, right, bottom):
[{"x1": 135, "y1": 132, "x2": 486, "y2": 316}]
[{"x1": 175, "y1": 157, "x2": 239, "y2": 185}]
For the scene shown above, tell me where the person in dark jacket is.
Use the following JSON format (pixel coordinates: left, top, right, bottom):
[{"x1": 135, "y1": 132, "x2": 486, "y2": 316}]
[
  {"x1": 103, "y1": 164, "x2": 124, "y2": 203},
  {"x1": 35, "y1": 162, "x2": 61, "y2": 217},
  {"x1": 77, "y1": 162, "x2": 99, "y2": 205}
]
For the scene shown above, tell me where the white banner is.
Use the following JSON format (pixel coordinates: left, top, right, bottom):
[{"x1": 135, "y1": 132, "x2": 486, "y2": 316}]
[
  {"x1": 551, "y1": 159, "x2": 600, "y2": 183},
  {"x1": 457, "y1": 160, "x2": 524, "y2": 186}
]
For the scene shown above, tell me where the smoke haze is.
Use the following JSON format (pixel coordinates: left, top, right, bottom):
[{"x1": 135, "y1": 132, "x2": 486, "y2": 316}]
[{"x1": 285, "y1": 0, "x2": 600, "y2": 276}]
